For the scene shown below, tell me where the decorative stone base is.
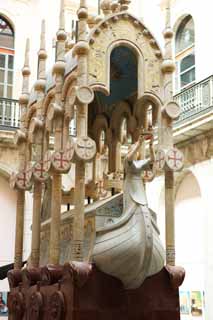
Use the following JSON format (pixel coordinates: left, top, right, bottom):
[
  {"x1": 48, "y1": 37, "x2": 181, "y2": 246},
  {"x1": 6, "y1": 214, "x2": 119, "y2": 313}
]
[{"x1": 7, "y1": 263, "x2": 185, "y2": 320}]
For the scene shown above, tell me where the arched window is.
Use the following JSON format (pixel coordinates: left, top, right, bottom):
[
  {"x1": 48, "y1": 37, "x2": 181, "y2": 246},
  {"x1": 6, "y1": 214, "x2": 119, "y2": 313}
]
[
  {"x1": 175, "y1": 15, "x2": 195, "y2": 92},
  {"x1": 0, "y1": 16, "x2": 14, "y2": 98}
]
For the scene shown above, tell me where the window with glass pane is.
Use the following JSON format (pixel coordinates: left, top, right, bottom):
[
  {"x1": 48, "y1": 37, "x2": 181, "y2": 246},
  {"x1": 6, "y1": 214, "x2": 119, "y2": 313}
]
[
  {"x1": 175, "y1": 16, "x2": 194, "y2": 54},
  {"x1": 181, "y1": 68, "x2": 195, "y2": 88},
  {"x1": 175, "y1": 15, "x2": 195, "y2": 92},
  {"x1": 0, "y1": 54, "x2": 14, "y2": 98},
  {"x1": 181, "y1": 54, "x2": 195, "y2": 73},
  {"x1": 0, "y1": 54, "x2": 5, "y2": 68},
  {"x1": 0, "y1": 17, "x2": 14, "y2": 98}
]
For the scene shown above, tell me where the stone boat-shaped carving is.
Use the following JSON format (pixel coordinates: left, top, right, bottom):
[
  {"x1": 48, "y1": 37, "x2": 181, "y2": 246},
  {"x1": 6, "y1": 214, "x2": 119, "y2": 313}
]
[{"x1": 93, "y1": 197, "x2": 165, "y2": 289}]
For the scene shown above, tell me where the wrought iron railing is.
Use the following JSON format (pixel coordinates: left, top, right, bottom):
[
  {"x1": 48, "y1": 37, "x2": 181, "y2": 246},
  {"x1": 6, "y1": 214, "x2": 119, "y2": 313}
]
[
  {"x1": 0, "y1": 98, "x2": 77, "y2": 135},
  {"x1": 1, "y1": 76, "x2": 213, "y2": 131},
  {"x1": 0, "y1": 98, "x2": 20, "y2": 128},
  {"x1": 174, "y1": 75, "x2": 213, "y2": 125}
]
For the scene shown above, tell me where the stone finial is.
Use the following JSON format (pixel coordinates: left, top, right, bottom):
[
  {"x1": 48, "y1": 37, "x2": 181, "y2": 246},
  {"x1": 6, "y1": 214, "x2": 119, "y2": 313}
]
[
  {"x1": 78, "y1": 0, "x2": 88, "y2": 20},
  {"x1": 21, "y1": 38, "x2": 30, "y2": 97},
  {"x1": 35, "y1": 20, "x2": 47, "y2": 94},
  {"x1": 40, "y1": 19, "x2": 46, "y2": 51},
  {"x1": 57, "y1": 0, "x2": 67, "y2": 42},
  {"x1": 23, "y1": 38, "x2": 30, "y2": 71},
  {"x1": 162, "y1": 0, "x2": 174, "y2": 71},
  {"x1": 163, "y1": 0, "x2": 173, "y2": 39},
  {"x1": 19, "y1": 39, "x2": 30, "y2": 124},
  {"x1": 100, "y1": 0, "x2": 112, "y2": 16},
  {"x1": 54, "y1": 0, "x2": 66, "y2": 71},
  {"x1": 118, "y1": 0, "x2": 131, "y2": 11},
  {"x1": 37, "y1": 20, "x2": 47, "y2": 81},
  {"x1": 59, "y1": 0, "x2": 65, "y2": 31},
  {"x1": 165, "y1": 0, "x2": 171, "y2": 29}
]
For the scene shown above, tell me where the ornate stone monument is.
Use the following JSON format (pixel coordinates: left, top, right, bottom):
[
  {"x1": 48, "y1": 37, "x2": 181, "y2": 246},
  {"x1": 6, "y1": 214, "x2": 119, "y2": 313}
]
[{"x1": 8, "y1": 0, "x2": 185, "y2": 319}]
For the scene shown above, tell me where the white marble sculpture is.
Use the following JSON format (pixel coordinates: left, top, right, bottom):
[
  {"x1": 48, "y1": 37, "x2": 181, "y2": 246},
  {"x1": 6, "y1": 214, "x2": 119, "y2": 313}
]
[{"x1": 93, "y1": 134, "x2": 165, "y2": 289}]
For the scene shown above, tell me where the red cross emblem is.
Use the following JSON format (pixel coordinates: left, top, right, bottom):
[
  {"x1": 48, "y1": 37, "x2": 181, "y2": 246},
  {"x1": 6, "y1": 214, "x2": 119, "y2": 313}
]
[
  {"x1": 166, "y1": 148, "x2": 184, "y2": 171},
  {"x1": 33, "y1": 161, "x2": 49, "y2": 182},
  {"x1": 52, "y1": 151, "x2": 71, "y2": 173},
  {"x1": 156, "y1": 150, "x2": 166, "y2": 171},
  {"x1": 16, "y1": 168, "x2": 32, "y2": 190},
  {"x1": 75, "y1": 137, "x2": 96, "y2": 161}
]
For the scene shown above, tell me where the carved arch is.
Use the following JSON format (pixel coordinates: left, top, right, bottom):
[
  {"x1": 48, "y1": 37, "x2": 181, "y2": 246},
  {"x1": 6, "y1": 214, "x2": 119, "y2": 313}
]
[
  {"x1": 92, "y1": 115, "x2": 109, "y2": 150},
  {"x1": 88, "y1": 13, "x2": 163, "y2": 99},
  {"x1": 134, "y1": 92, "x2": 163, "y2": 128},
  {"x1": 110, "y1": 101, "x2": 132, "y2": 141}
]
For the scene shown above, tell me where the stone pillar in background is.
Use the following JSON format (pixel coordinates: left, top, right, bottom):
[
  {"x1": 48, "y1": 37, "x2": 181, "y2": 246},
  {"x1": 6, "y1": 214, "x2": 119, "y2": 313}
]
[
  {"x1": 30, "y1": 20, "x2": 47, "y2": 268},
  {"x1": 49, "y1": 0, "x2": 67, "y2": 265},
  {"x1": 161, "y1": 0, "x2": 176, "y2": 266},
  {"x1": 13, "y1": 39, "x2": 31, "y2": 270}
]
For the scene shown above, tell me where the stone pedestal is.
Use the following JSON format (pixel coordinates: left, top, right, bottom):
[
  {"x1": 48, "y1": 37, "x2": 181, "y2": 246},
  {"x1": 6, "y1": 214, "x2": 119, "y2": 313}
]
[{"x1": 7, "y1": 263, "x2": 184, "y2": 320}]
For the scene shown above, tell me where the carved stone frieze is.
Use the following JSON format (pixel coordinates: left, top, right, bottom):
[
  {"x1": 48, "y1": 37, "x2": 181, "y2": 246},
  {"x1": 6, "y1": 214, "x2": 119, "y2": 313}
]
[{"x1": 176, "y1": 130, "x2": 213, "y2": 167}]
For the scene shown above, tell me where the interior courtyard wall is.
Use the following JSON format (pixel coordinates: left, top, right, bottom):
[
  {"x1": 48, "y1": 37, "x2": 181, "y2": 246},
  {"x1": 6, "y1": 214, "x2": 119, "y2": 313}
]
[
  {"x1": 190, "y1": 160, "x2": 213, "y2": 320},
  {"x1": 0, "y1": 175, "x2": 16, "y2": 292},
  {"x1": 147, "y1": 158, "x2": 213, "y2": 320},
  {"x1": 175, "y1": 172, "x2": 205, "y2": 312}
]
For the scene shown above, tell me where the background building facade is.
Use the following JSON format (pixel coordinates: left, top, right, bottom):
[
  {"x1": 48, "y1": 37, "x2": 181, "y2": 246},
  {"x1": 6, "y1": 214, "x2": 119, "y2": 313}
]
[{"x1": 0, "y1": 1, "x2": 212, "y2": 320}]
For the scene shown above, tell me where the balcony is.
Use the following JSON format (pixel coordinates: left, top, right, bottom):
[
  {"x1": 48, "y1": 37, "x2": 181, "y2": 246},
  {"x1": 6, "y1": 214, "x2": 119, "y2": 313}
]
[
  {"x1": 1, "y1": 76, "x2": 213, "y2": 135},
  {"x1": 0, "y1": 98, "x2": 20, "y2": 130},
  {"x1": 174, "y1": 75, "x2": 213, "y2": 126},
  {"x1": 0, "y1": 98, "x2": 77, "y2": 136}
]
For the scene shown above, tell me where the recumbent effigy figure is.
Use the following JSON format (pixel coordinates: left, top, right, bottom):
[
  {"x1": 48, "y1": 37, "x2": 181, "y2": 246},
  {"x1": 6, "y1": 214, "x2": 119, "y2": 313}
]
[{"x1": 93, "y1": 132, "x2": 165, "y2": 289}]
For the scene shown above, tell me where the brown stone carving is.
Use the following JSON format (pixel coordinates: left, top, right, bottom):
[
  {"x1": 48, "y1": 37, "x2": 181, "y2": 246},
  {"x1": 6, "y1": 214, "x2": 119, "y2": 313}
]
[
  {"x1": 29, "y1": 290, "x2": 43, "y2": 320},
  {"x1": 41, "y1": 265, "x2": 63, "y2": 285},
  {"x1": 7, "y1": 270, "x2": 22, "y2": 289},
  {"x1": 165, "y1": 265, "x2": 185, "y2": 290},
  {"x1": 8, "y1": 291, "x2": 25, "y2": 320},
  {"x1": 64, "y1": 262, "x2": 92, "y2": 288},
  {"x1": 21, "y1": 268, "x2": 41, "y2": 287},
  {"x1": 8, "y1": 263, "x2": 184, "y2": 320},
  {"x1": 49, "y1": 291, "x2": 65, "y2": 320}
]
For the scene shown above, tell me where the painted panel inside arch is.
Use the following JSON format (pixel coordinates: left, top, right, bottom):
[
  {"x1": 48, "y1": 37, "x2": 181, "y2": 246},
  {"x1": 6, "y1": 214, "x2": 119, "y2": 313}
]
[{"x1": 95, "y1": 46, "x2": 138, "y2": 109}]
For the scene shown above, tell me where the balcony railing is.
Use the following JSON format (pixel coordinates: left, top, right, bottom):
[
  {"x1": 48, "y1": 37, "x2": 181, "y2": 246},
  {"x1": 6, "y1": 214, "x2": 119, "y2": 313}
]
[
  {"x1": 0, "y1": 98, "x2": 77, "y2": 135},
  {"x1": 1, "y1": 76, "x2": 213, "y2": 131},
  {"x1": 0, "y1": 98, "x2": 20, "y2": 129},
  {"x1": 174, "y1": 75, "x2": 213, "y2": 126}
]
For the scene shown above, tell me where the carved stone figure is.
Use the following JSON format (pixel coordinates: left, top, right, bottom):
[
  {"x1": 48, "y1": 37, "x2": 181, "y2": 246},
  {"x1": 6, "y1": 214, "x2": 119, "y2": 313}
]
[{"x1": 93, "y1": 134, "x2": 165, "y2": 289}]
